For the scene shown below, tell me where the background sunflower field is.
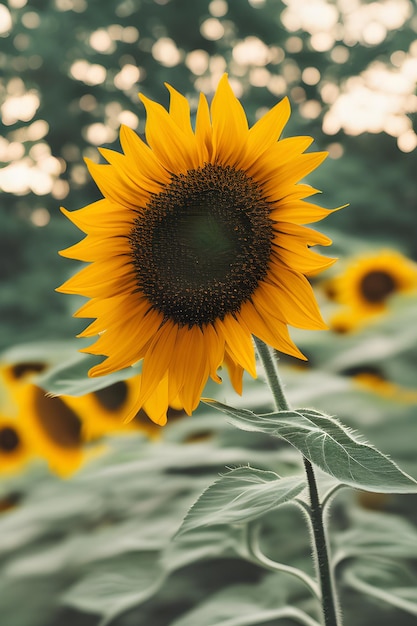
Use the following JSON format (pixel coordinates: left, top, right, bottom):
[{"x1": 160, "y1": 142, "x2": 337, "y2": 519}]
[{"x1": 1, "y1": 1, "x2": 417, "y2": 625}]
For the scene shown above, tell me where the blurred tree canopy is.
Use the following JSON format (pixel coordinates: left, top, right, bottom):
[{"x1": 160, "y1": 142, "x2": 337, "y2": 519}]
[{"x1": 1, "y1": 0, "x2": 416, "y2": 349}]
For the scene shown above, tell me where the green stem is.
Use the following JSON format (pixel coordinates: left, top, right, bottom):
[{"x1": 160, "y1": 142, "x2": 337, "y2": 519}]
[
  {"x1": 245, "y1": 522, "x2": 321, "y2": 599},
  {"x1": 254, "y1": 337, "x2": 341, "y2": 626},
  {"x1": 253, "y1": 337, "x2": 290, "y2": 411},
  {"x1": 321, "y1": 483, "x2": 346, "y2": 513},
  {"x1": 303, "y1": 458, "x2": 341, "y2": 626}
]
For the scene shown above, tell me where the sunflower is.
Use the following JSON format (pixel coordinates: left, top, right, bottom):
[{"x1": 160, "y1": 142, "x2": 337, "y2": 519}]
[
  {"x1": 63, "y1": 376, "x2": 163, "y2": 440},
  {"x1": 16, "y1": 383, "x2": 92, "y2": 477},
  {"x1": 58, "y1": 75, "x2": 336, "y2": 426},
  {"x1": 328, "y1": 307, "x2": 364, "y2": 334},
  {"x1": 327, "y1": 250, "x2": 417, "y2": 315},
  {"x1": 346, "y1": 366, "x2": 417, "y2": 404},
  {"x1": 0, "y1": 415, "x2": 33, "y2": 475},
  {"x1": 0, "y1": 360, "x2": 47, "y2": 390}
]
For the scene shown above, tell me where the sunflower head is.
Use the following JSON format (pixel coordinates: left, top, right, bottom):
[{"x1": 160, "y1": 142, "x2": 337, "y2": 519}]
[
  {"x1": 15, "y1": 383, "x2": 90, "y2": 477},
  {"x1": 58, "y1": 75, "x2": 337, "y2": 426},
  {"x1": 0, "y1": 416, "x2": 32, "y2": 475},
  {"x1": 327, "y1": 250, "x2": 417, "y2": 314}
]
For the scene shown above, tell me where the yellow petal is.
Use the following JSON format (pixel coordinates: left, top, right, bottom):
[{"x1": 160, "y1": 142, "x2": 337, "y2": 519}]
[
  {"x1": 140, "y1": 94, "x2": 199, "y2": 173},
  {"x1": 143, "y1": 376, "x2": 169, "y2": 426},
  {"x1": 217, "y1": 314, "x2": 257, "y2": 378},
  {"x1": 57, "y1": 259, "x2": 135, "y2": 298},
  {"x1": 223, "y1": 351, "x2": 244, "y2": 395},
  {"x1": 84, "y1": 159, "x2": 144, "y2": 209},
  {"x1": 60, "y1": 234, "x2": 130, "y2": 262},
  {"x1": 271, "y1": 201, "x2": 339, "y2": 225},
  {"x1": 238, "y1": 300, "x2": 306, "y2": 360},
  {"x1": 247, "y1": 136, "x2": 314, "y2": 180},
  {"x1": 204, "y1": 322, "x2": 225, "y2": 383},
  {"x1": 261, "y1": 152, "x2": 328, "y2": 200},
  {"x1": 176, "y1": 326, "x2": 210, "y2": 415},
  {"x1": 165, "y1": 83, "x2": 195, "y2": 138},
  {"x1": 138, "y1": 321, "x2": 179, "y2": 404},
  {"x1": 87, "y1": 307, "x2": 163, "y2": 374},
  {"x1": 59, "y1": 200, "x2": 133, "y2": 235},
  {"x1": 241, "y1": 97, "x2": 291, "y2": 168},
  {"x1": 211, "y1": 74, "x2": 248, "y2": 167},
  {"x1": 98, "y1": 147, "x2": 157, "y2": 201},
  {"x1": 195, "y1": 92, "x2": 213, "y2": 163},
  {"x1": 256, "y1": 272, "x2": 327, "y2": 330},
  {"x1": 119, "y1": 124, "x2": 170, "y2": 188}
]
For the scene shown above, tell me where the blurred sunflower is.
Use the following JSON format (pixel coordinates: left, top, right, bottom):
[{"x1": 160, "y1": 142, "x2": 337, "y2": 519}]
[
  {"x1": 58, "y1": 75, "x2": 336, "y2": 425},
  {"x1": 0, "y1": 415, "x2": 33, "y2": 475},
  {"x1": 326, "y1": 250, "x2": 417, "y2": 315},
  {"x1": 16, "y1": 384, "x2": 90, "y2": 477},
  {"x1": 347, "y1": 366, "x2": 417, "y2": 404},
  {"x1": 63, "y1": 377, "x2": 163, "y2": 440},
  {"x1": 328, "y1": 308, "x2": 364, "y2": 334}
]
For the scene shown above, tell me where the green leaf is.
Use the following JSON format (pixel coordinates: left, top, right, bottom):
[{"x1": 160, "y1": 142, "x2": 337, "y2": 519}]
[
  {"x1": 37, "y1": 350, "x2": 140, "y2": 397},
  {"x1": 164, "y1": 525, "x2": 243, "y2": 573},
  {"x1": 343, "y1": 558, "x2": 417, "y2": 617},
  {"x1": 177, "y1": 466, "x2": 305, "y2": 535},
  {"x1": 62, "y1": 552, "x2": 165, "y2": 626},
  {"x1": 334, "y1": 509, "x2": 417, "y2": 564},
  {"x1": 206, "y1": 401, "x2": 417, "y2": 493},
  {"x1": 171, "y1": 574, "x2": 321, "y2": 626}
]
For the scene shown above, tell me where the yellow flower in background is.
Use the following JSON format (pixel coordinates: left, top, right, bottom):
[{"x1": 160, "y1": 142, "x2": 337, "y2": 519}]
[
  {"x1": 16, "y1": 383, "x2": 89, "y2": 478},
  {"x1": 0, "y1": 415, "x2": 33, "y2": 475},
  {"x1": 0, "y1": 360, "x2": 47, "y2": 390},
  {"x1": 58, "y1": 75, "x2": 336, "y2": 426},
  {"x1": 327, "y1": 250, "x2": 417, "y2": 315},
  {"x1": 328, "y1": 308, "x2": 364, "y2": 335},
  {"x1": 63, "y1": 377, "x2": 164, "y2": 440},
  {"x1": 354, "y1": 371, "x2": 417, "y2": 404},
  {"x1": 0, "y1": 359, "x2": 187, "y2": 477}
]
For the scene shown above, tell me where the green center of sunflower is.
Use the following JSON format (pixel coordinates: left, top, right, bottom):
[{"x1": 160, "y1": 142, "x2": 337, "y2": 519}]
[
  {"x1": 129, "y1": 164, "x2": 273, "y2": 326},
  {"x1": 360, "y1": 270, "x2": 396, "y2": 303}
]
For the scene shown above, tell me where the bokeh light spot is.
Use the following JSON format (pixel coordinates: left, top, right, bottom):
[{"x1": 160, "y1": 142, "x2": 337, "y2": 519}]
[
  {"x1": 89, "y1": 29, "x2": 115, "y2": 54},
  {"x1": 1, "y1": 91, "x2": 40, "y2": 125},
  {"x1": 114, "y1": 64, "x2": 140, "y2": 90},
  {"x1": 326, "y1": 142, "x2": 344, "y2": 159},
  {"x1": 84, "y1": 123, "x2": 118, "y2": 145},
  {"x1": 118, "y1": 110, "x2": 139, "y2": 129},
  {"x1": 209, "y1": 0, "x2": 228, "y2": 17},
  {"x1": 285, "y1": 36, "x2": 303, "y2": 53},
  {"x1": 21, "y1": 11, "x2": 41, "y2": 29},
  {"x1": 70, "y1": 60, "x2": 107, "y2": 85},
  {"x1": 152, "y1": 37, "x2": 181, "y2": 67},
  {"x1": 302, "y1": 67, "x2": 321, "y2": 86},
  {"x1": 233, "y1": 36, "x2": 270, "y2": 66},
  {"x1": 121, "y1": 26, "x2": 139, "y2": 43},
  {"x1": 330, "y1": 46, "x2": 349, "y2": 64},
  {"x1": 300, "y1": 100, "x2": 322, "y2": 119},
  {"x1": 0, "y1": 5, "x2": 13, "y2": 35},
  {"x1": 31, "y1": 208, "x2": 50, "y2": 227},
  {"x1": 397, "y1": 130, "x2": 417, "y2": 153},
  {"x1": 186, "y1": 49, "x2": 210, "y2": 75},
  {"x1": 200, "y1": 17, "x2": 225, "y2": 41}
]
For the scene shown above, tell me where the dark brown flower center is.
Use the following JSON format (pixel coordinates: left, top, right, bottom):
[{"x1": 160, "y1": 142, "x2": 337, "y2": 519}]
[
  {"x1": 33, "y1": 387, "x2": 82, "y2": 448},
  {"x1": 10, "y1": 361, "x2": 46, "y2": 380},
  {"x1": 129, "y1": 164, "x2": 273, "y2": 326},
  {"x1": 93, "y1": 381, "x2": 128, "y2": 411},
  {"x1": 0, "y1": 426, "x2": 20, "y2": 453},
  {"x1": 360, "y1": 270, "x2": 396, "y2": 303}
]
